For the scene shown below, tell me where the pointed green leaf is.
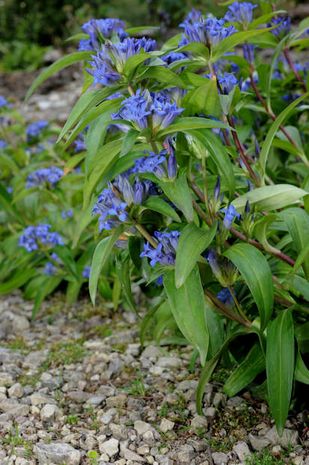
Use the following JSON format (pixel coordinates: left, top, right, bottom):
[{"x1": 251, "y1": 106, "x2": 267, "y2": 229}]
[
  {"x1": 224, "y1": 243, "x2": 274, "y2": 328},
  {"x1": 164, "y1": 266, "x2": 209, "y2": 365},
  {"x1": 89, "y1": 227, "x2": 123, "y2": 305},
  {"x1": 26, "y1": 51, "x2": 91, "y2": 100},
  {"x1": 224, "y1": 343, "x2": 265, "y2": 396},
  {"x1": 143, "y1": 197, "x2": 181, "y2": 222},
  {"x1": 159, "y1": 173, "x2": 194, "y2": 222},
  {"x1": 295, "y1": 351, "x2": 309, "y2": 384},
  {"x1": 266, "y1": 309, "x2": 295, "y2": 434},
  {"x1": 157, "y1": 117, "x2": 228, "y2": 138},
  {"x1": 175, "y1": 222, "x2": 217, "y2": 288}
]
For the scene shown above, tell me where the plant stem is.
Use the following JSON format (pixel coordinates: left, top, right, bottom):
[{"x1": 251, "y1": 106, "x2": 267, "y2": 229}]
[
  {"x1": 283, "y1": 48, "x2": 307, "y2": 92},
  {"x1": 135, "y1": 223, "x2": 157, "y2": 248},
  {"x1": 205, "y1": 289, "x2": 251, "y2": 327}
]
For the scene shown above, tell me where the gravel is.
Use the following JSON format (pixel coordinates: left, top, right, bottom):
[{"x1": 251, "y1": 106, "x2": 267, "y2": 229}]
[{"x1": 0, "y1": 292, "x2": 307, "y2": 464}]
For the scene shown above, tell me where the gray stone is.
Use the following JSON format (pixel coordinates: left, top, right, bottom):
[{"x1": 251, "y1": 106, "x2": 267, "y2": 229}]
[
  {"x1": 141, "y1": 346, "x2": 161, "y2": 360},
  {"x1": 0, "y1": 399, "x2": 29, "y2": 416},
  {"x1": 233, "y1": 441, "x2": 251, "y2": 461},
  {"x1": 248, "y1": 433, "x2": 271, "y2": 451},
  {"x1": 23, "y1": 351, "x2": 48, "y2": 369},
  {"x1": 67, "y1": 390, "x2": 90, "y2": 403},
  {"x1": 34, "y1": 442, "x2": 80, "y2": 465},
  {"x1": 159, "y1": 418, "x2": 174, "y2": 433},
  {"x1": 40, "y1": 404, "x2": 59, "y2": 422},
  {"x1": 0, "y1": 373, "x2": 14, "y2": 387},
  {"x1": 205, "y1": 407, "x2": 216, "y2": 418},
  {"x1": 123, "y1": 448, "x2": 145, "y2": 462},
  {"x1": 212, "y1": 452, "x2": 229, "y2": 465},
  {"x1": 87, "y1": 395, "x2": 105, "y2": 406},
  {"x1": 265, "y1": 426, "x2": 299, "y2": 448},
  {"x1": 157, "y1": 357, "x2": 181, "y2": 369},
  {"x1": 191, "y1": 415, "x2": 208, "y2": 430},
  {"x1": 8, "y1": 383, "x2": 24, "y2": 398},
  {"x1": 30, "y1": 393, "x2": 55, "y2": 406},
  {"x1": 99, "y1": 438, "x2": 119, "y2": 457},
  {"x1": 176, "y1": 445, "x2": 195, "y2": 463},
  {"x1": 134, "y1": 420, "x2": 153, "y2": 435}
]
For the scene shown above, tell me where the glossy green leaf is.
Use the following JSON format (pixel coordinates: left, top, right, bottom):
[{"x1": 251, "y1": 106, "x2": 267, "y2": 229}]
[
  {"x1": 159, "y1": 173, "x2": 194, "y2": 222},
  {"x1": 294, "y1": 351, "x2": 309, "y2": 384},
  {"x1": 157, "y1": 117, "x2": 228, "y2": 138},
  {"x1": 89, "y1": 227, "x2": 123, "y2": 305},
  {"x1": 212, "y1": 29, "x2": 272, "y2": 61},
  {"x1": 26, "y1": 51, "x2": 91, "y2": 100},
  {"x1": 224, "y1": 243, "x2": 274, "y2": 328},
  {"x1": 232, "y1": 184, "x2": 308, "y2": 212},
  {"x1": 143, "y1": 197, "x2": 181, "y2": 222},
  {"x1": 175, "y1": 222, "x2": 217, "y2": 288},
  {"x1": 266, "y1": 309, "x2": 295, "y2": 434},
  {"x1": 259, "y1": 93, "x2": 309, "y2": 176},
  {"x1": 184, "y1": 79, "x2": 220, "y2": 116},
  {"x1": 224, "y1": 343, "x2": 265, "y2": 396},
  {"x1": 164, "y1": 266, "x2": 209, "y2": 365}
]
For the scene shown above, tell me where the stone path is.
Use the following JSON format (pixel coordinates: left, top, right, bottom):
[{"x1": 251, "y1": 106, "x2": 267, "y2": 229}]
[{"x1": 0, "y1": 293, "x2": 308, "y2": 465}]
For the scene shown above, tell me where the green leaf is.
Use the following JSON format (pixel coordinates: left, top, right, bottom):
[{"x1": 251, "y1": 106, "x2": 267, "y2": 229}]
[
  {"x1": 157, "y1": 117, "x2": 228, "y2": 138},
  {"x1": 294, "y1": 351, "x2": 309, "y2": 384},
  {"x1": 175, "y1": 222, "x2": 217, "y2": 288},
  {"x1": 280, "y1": 208, "x2": 309, "y2": 278},
  {"x1": 184, "y1": 79, "x2": 220, "y2": 117},
  {"x1": 288, "y1": 275, "x2": 309, "y2": 302},
  {"x1": 89, "y1": 227, "x2": 123, "y2": 305},
  {"x1": 83, "y1": 139, "x2": 123, "y2": 208},
  {"x1": 224, "y1": 343, "x2": 265, "y2": 396},
  {"x1": 266, "y1": 309, "x2": 295, "y2": 434},
  {"x1": 124, "y1": 52, "x2": 151, "y2": 77},
  {"x1": 232, "y1": 184, "x2": 308, "y2": 212},
  {"x1": 115, "y1": 255, "x2": 137, "y2": 314},
  {"x1": 32, "y1": 277, "x2": 61, "y2": 319},
  {"x1": 0, "y1": 269, "x2": 37, "y2": 294},
  {"x1": 224, "y1": 243, "x2": 274, "y2": 329},
  {"x1": 141, "y1": 66, "x2": 184, "y2": 87},
  {"x1": 159, "y1": 173, "x2": 194, "y2": 222},
  {"x1": 143, "y1": 197, "x2": 181, "y2": 222},
  {"x1": 212, "y1": 29, "x2": 272, "y2": 61},
  {"x1": 259, "y1": 93, "x2": 309, "y2": 176},
  {"x1": 164, "y1": 266, "x2": 209, "y2": 365},
  {"x1": 26, "y1": 51, "x2": 91, "y2": 100}
]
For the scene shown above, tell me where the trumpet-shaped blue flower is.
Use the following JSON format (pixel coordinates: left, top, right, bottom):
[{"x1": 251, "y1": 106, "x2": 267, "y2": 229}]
[
  {"x1": 93, "y1": 187, "x2": 128, "y2": 232},
  {"x1": 225, "y1": 2, "x2": 257, "y2": 24},
  {"x1": 222, "y1": 205, "x2": 241, "y2": 229},
  {"x1": 89, "y1": 37, "x2": 157, "y2": 86},
  {"x1": 133, "y1": 150, "x2": 177, "y2": 179},
  {"x1": 218, "y1": 72, "x2": 238, "y2": 94},
  {"x1": 79, "y1": 18, "x2": 127, "y2": 50},
  {"x1": 26, "y1": 167, "x2": 64, "y2": 189},
  {"x1": 26, "y1": 121, "x2": 48, "y2": 141},
  {"x1": 269, "y1": 16, "x2": 291, "y2": 37},
  {"x1": 180, "y1": 14, "x2": 236, "y2": 47},
  {"x1": 140, "y1": 231, "x2": 180, "y2": 267},
  {"x1": 82, "y1": 266, "x2": 91, "y2": 279},
  {"x1": 162, "y1": 52, "x2": 187, "y2": 65},
  {"x1": 217, "y1": 287, "x2": 234, "y2": 306},
  {"x1": 243, "y1": 44, "x2": 255, "y2": 63},
  {"x1": 19, "y1": 224, "x2": 64, "y2": 252}
]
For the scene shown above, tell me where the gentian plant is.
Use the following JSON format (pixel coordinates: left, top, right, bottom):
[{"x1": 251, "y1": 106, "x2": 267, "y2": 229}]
[{"x1": 22, "y1": 0, "x2": 309, "y2": 432}]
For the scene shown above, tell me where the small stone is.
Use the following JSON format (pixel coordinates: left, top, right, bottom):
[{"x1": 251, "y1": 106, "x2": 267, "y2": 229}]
[
  {"x1": 8, "y1": 383, "x2": 24, "y2": 398},
  {"x1": 272, "y1": 445, "x2": 282, "y2": 457},
  {"x1": 134, "y1": 420, "x2": 153, "y2": 435},
  {"x1": 40, "y1": 404, "x2": 59, "y2": 422},
  {"x1": 159, "y1": 418, "x2": 174, "y2": 433},
  {"x1": 30, "y1": 393, "x2": 55, "y2": 406},
  {"x1": 233, "y1": 441, "x2": 251, "y2": 461},
  {"x1": 105, "y1": 394, "x2": 127, "y2": 408},
  {"x1": 0, "y1": 373, "x2": 14, "y2": 387},
  {"x1": 0, "y1": 399, "x2": 29, "y2": 416},
  {"x1": 34, "y1": 442, "x2": 80, "y2": 464},
  {"x1": 265, "y1": 427, "x2": 298, "y2": 448},
  {"x1": 176, "y1": 445, "x2": 195, "y2": 463},
  {"x1": 191, "y1": 415, "x2": 208, "y2": 430},
  {"x1": 212, "y1": 452, "x2": 229, "y2": 465},
  {"x1": 205, "y1": 407, "x2": 216, "y2": 418},
  {"x1": 87, "y1": 395, "x2": 105, "y2": 406},
  {"x1": 141, "y1": 346, "x2": 161, "y2": 360},
  {"x1": 99, "y1": 438, "x2": 119, "y2": 458},
  {"x1": 23, "y1": 351, "x2": 47, "y2": 369},
  {"x1": 67, "y1": 391, "x2": 89, "y2": 403},
  {"x1": 157, "y1": 357, "x2": 181, "y2": 369},
  {"x1": 123, "y1": 448, "x2": 145, "y2": 462},
  {"x1": 293, "y1": 456, "x2": 305, "y2": 465},
  {"x1": 143, "y1": 430, "x2": 155, "y2": 445},
  {"x1": 137, "y1": 445, "x2": 150, "y2": 455},
  {"x1": 213, "y1": 393, "x2": 226, "y2": 408},
  {"x1": 100, "y1": 408, "x2": 116, "y2": 425},
  {"x1": 248, "y1": 433, "x2": 271, "y2": 451}
]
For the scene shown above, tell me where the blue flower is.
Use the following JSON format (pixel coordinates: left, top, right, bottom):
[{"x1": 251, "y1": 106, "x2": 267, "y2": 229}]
[
  {"x1": 26, "y1": 167, "x2": 64, "y2": 189},
  {"x1": 222, "y1": 205, "x2": 241, "y2": 229},
  {"x1": 74, "y1": 134, "x2": 86, "y2": 153},
  {"x1": 88, "y1": 37, "x2": 157, "y2": 86},
  {"x1": 218, "y1": 72, "x2": 238, "y2": 94},
  {"x1": 225, "y1": 2, "x2": 257, "y2": 24},
  {"x1": 133, "y1": 150, "x2": 177, "y2": 179},
  {"x1": 43, "y1": 262, "x2": 58, "y2": 276},
  {"x1": 0, "y1": 139, "x2": 8, "y2": 149},
  {"x1": 162, "y1": 52, "x2": 187, "y2": 65},
  {"x1": 140, "y1": 231, "x2": 180, "y2": 267},
  {"x1": 79, "y1": 18, "x2": 127, "y2": 50},
  {"x1": 61, "y1": 209, "x2": 73, "y2": 219},
  {"x1": 19, "y1": 224, "x2": 64, "y2": 252},
  {"x1": 82, "y1": 266, "x2": 91, "y2": 279},
  {"x1": 217, "y1": 287, "x2": 234, "y2": 306},
  {"x1": 93, "y1": 186, "x2": 128, "y2": 232},
  {"x1": 269, "y1": 16, "x2": 291, "y2": 37},
  {"x1": 26, "y1": 121, "x2": 48, "y2": 141},
  {"x1": 243, "y1": 44, "x2": 255, "y2": 63},
  {"x1": 0, "y1": 96, "x2": 9, "y2": 108},
  {"x1": 180, "y1": 14, "x2": 236, "y2": 47}
]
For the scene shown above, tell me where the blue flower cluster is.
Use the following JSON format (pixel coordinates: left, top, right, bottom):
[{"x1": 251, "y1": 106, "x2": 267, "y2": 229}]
[
  {"x1": 133, "y1": 150, "x2": 177, "y2": 179},
  {"x1": 26, "y1": 167, "x2": 64, "y2": 189},
  {"x1": 74, "y1": 133, "x2": 86, "y2": 153},
  {"x1": 82, "y1": 266, "x2": 91, "y2": 279},
  {"x1": 115, "y1": 89, "x2": 183, "y2": 131},
  {"x1": 19, "y1": 224, "x2": 64, "y2": 252},
  {"x1": 79, "y1": 18, "x2": 127, "y2": 51},
  {"x1": 222, "y1": 205, "x2": 241, "y2": 229},
  {"x1": 26, "y1": 121, "x2": 48, "y2": 141},
  {"x1": 92, "y1": 176, "x2": 151, "y2": 232},
  {"x1": 89, "y1": 37, "x2": 157, "y2": 86},
  {"x1": 43, "y1": 253, "x2": 62, "y2": 276},
  {"x1": 269, "y1": 16, "x2": 291, "y2": 37},
  {"x1": 180, "y1": 11, "x2": 236, "y2": 47},
  {"x1": 141, "y1": 231, "x2": 180, "y2": 267},
  {"x1": 0, "y1": 139, "x2": 8, "y2": 149},
  {"x1": 224, "y1": 2, "x2": 257, "y2": 25},
  {"x1": 61, "y1": 209, "x2": 73, "y2": 219}
]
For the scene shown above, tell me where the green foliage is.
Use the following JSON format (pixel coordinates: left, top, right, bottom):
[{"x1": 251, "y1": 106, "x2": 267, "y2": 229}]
[{"x1": 3, "y1": 0, "x2": 309, "y2": 435}]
